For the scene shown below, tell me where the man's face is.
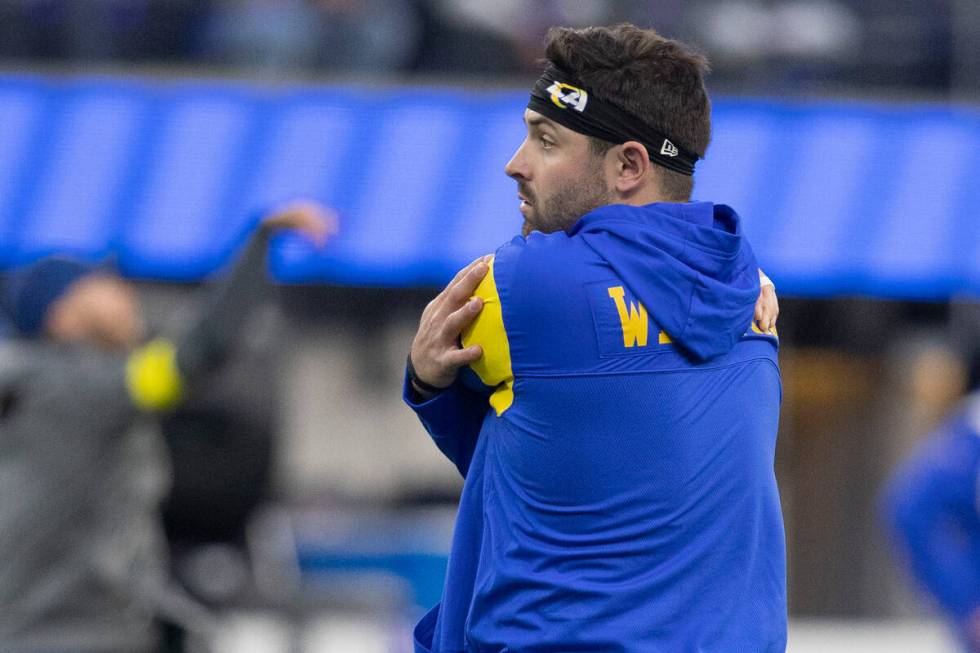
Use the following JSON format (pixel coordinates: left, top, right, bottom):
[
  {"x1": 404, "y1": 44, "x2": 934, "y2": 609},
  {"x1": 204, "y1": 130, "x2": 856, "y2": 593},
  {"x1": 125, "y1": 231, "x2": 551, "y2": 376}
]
[
  {"x1": 505, "y1": 109, "x2": 613, "y2": 236},
  {"x1": 45, "y1": 274, "x2": 145, "y2": 351}
]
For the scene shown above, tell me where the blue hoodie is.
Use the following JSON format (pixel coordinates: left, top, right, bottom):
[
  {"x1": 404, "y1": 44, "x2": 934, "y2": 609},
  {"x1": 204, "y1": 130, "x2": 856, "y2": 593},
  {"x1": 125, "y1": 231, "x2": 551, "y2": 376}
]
[
  {"x1": 405, "y1": 201, "x2": 785, "y2": 653},
  {"x1": 882, "y1": 394, "x2": 980, "y2": 646}
]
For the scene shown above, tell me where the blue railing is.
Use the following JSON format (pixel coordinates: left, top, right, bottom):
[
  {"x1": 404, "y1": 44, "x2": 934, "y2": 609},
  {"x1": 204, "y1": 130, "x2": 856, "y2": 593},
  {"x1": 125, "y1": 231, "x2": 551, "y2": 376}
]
[{"x1": 0, "y1": 73, "x2": 978, "y2": 299}]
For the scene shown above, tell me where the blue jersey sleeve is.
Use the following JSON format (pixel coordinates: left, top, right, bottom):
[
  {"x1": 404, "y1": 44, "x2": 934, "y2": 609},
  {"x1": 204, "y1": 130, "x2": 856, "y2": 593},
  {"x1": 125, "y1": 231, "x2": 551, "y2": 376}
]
[
  {"x1": 403, "y1": 368, "x2": 489, "y2": 478},
  {"x1": 883, "y1": 405, "x2": 980, "y2": 627}
]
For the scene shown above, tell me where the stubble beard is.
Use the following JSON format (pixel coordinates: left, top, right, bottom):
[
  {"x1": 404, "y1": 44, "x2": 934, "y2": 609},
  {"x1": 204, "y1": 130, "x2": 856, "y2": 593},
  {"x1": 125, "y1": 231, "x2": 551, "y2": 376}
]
[{"x1": 520, "y1": 165, "x2": 612, "y2": 237}]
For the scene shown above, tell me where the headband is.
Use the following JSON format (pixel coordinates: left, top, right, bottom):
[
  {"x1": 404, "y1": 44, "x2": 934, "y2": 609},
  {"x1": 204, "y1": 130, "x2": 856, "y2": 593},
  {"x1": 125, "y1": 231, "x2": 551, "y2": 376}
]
[{"x1": 527, "y1": 64, "x2": 699, "y2": 176}]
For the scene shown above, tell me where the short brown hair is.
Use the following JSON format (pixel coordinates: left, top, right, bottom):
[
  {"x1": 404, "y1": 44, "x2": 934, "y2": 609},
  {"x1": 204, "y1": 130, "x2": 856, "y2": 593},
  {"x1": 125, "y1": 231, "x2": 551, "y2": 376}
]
[{"x1": 544, "y1": 24, "x2": 711, "y2": 201}]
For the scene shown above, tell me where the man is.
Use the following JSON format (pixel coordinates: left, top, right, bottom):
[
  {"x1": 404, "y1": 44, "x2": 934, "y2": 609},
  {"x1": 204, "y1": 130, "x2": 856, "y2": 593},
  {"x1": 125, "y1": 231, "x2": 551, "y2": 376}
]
[
  {"x1": 883, "y1": 393, "x2": 980, "y2": 652},
  {"x1": 0, "y1": 203, "x2": 335, "y2": 652},
  {"x1": 405, "y1": 24, "x2": 784, "y2": 652}
]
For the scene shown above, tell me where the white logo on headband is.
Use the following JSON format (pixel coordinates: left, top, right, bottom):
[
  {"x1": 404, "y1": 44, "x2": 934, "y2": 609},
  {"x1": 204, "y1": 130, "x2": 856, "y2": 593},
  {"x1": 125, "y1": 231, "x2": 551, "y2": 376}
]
[
  {"x1": 660, "y1": 139, "x2": 679, "y2": 157},
  {"x1": 547, "y1": 82, "x2": 588, "y2": 112}
]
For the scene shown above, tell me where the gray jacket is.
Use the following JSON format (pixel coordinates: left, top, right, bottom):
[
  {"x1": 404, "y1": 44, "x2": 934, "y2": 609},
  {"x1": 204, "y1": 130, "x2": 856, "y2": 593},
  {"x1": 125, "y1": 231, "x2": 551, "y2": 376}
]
[{"x1": 0, "y1": 226, "x2": 275, "y2": 652}]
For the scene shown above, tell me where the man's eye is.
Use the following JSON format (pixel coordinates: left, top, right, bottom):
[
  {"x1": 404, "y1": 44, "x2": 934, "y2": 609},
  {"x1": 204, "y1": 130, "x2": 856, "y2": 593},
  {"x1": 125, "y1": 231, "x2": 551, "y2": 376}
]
[{"x1": 540, "y1": 137, "x2": 554, "y2": 149}]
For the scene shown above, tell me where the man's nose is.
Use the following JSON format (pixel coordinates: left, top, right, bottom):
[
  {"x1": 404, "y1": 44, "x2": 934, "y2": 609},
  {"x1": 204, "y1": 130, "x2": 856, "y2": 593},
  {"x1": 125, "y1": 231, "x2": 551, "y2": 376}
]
[{"x1": 505, "y1": 141, "x2": 529, "y2": 180}]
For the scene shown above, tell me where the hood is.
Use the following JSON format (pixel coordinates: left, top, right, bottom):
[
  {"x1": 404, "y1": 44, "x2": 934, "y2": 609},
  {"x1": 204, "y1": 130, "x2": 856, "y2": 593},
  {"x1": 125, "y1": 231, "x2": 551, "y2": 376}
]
[{"x1": 572, "y1": 201, "x2": 760, "y2": 361}]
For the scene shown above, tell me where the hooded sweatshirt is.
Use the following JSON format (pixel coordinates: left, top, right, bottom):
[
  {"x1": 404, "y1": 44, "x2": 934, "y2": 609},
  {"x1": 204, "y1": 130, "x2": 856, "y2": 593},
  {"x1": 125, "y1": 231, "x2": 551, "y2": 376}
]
[
  {"x1": 405, "y1": 201, "x2": 785, "y2": 653},
  {"x1": 882, "y1": 393, "x2": 980, "y2": 645}
]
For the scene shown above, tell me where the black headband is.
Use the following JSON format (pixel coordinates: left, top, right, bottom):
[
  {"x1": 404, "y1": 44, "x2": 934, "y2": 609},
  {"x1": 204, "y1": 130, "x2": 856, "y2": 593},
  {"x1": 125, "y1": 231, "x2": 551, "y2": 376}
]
[{"x1": 527, "y1": 64, "x2": 699, "y2": 176}]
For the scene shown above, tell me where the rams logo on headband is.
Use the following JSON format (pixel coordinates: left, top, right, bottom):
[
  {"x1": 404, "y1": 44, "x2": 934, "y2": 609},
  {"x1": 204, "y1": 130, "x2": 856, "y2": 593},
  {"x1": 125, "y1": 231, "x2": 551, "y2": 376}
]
[{"x1": 547, "y1": 82, "x2": 588, "y2": 112}]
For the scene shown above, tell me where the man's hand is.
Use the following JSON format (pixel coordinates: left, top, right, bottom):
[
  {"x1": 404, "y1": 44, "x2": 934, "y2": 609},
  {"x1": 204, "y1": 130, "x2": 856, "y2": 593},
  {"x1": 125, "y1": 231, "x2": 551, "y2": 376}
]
[
  {"x1": 409, "y1": 257, "x2": 490, "y2": 396},
  {"x1": 754, "y1": 270, "x2": 778, "y2": 333},
  {"x1": 262, "y1": 201, "x2": 339, "y2": 248}
]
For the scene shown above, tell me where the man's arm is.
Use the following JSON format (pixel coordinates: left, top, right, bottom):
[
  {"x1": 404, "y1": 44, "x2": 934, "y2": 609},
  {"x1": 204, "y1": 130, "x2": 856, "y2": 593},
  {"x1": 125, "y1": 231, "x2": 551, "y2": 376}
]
[
  {"x1": 883, "y1": 419, "x2": 980, "y2": 648},
  {"x1": 403, "y1": 371, "x2": 490, "y2": 478},
  {"x1": 126, "y1": 202, "x2": 335, "y2": 411},
  {"x1": 404, "y1": 258, "x2": 491, "y2": 475}
]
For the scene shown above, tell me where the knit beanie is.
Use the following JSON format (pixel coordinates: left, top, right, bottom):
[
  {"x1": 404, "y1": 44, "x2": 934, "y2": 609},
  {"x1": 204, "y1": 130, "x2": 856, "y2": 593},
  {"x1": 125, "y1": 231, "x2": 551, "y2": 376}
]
[{"x1": 1, "y1": 258, "x2": 95, "y2": 338}]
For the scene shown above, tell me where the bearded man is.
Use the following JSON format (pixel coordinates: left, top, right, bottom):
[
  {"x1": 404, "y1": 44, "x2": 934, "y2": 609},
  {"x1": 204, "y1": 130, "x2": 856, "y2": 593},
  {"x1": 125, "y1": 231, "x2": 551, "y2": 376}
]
[{"x1": 405, "y1": 24, "x2": 785, "y2": 653}]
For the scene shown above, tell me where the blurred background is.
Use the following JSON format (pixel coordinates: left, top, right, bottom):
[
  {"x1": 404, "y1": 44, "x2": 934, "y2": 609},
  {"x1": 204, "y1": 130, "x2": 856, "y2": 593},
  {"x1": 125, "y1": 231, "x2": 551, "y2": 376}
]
[{"x1": 1, "y1": 1, "x2": 979, "y2": 651}]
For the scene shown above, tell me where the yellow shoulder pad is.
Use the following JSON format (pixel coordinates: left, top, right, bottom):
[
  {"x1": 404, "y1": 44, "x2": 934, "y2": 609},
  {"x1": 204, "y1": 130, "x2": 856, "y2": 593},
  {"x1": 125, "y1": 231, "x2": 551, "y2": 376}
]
[{"x1": 461, "y1": 256, "x2": 514, "y2": 416}]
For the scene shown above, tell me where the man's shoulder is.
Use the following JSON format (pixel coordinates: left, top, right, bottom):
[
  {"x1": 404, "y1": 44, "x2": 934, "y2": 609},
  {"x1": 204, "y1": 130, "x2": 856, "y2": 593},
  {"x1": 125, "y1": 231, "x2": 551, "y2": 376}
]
[
  {"x1": 0, "y1": 340, "x2": 62, "y2": 379},
  {"x1": 464, "y1": 233, "x2": 611, "y2": 378},
  {"x1": 0, "y1": 340, "x2": 36, "y2": 390},
  {"x1": 0, "y1": 340, "x2": 125, "y2": 392},
  {"x1": 0, "y1": 339, "x2": 34, "y2": 364},
  {"x1": 489, "y1": 231, "x2": 596, "y2": 306}
]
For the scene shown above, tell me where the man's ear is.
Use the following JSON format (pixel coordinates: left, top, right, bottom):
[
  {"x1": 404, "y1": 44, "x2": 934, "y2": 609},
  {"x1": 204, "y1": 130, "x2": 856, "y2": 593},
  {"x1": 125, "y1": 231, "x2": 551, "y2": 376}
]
[{"x1": 613, "y1": 140, "x2": 651, "y2": 195}]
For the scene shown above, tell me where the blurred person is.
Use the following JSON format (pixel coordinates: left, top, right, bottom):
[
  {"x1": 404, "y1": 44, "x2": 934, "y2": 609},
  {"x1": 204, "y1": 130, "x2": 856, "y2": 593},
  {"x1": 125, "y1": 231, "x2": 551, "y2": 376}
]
[
  {"x1": 415, "y1": 0, "x2": 650, "y2": 75},
  {"x1": 883, "y1": 392, "x2": 980, "y2": 652},
  {"x1": 128, "y1": 0, "x2": 212, "y2": 63},
  {"x1": 203, "y1": 0, "x2": 324, "y2": 72},
  {"x1": 0, "y1": 0, "x2": 206, "y2": 63},
  {"x1": 153, "y1": 294, "x2": 284, "y2": 617},
  {"x1": 57, "y1": 1, "x2": 153, "y2": 62},
  {"x1": 405, "y1": 24, "x2": 783, "y2": 653},
  {"x1": 203, "y1": 0, "x2": 419, "y2": 74},
  {"x1": 0, "y1": 0, "x2": 149, "y2": 62},
  {"x1": 412, "y1": 0, "x2": 535, "y2": 75},
  {"x1": 313, "y1": 0, "x2": 419, "y2": 73},
  {"x1": 159, "y1": 340, "x2": 279, "y2": 589},
  {"x1": 689, "y1": 0, "x2": 954, "y2": 93},
  {"x1": 0, "y1": 202, "x2": 336, "y2": 653}
]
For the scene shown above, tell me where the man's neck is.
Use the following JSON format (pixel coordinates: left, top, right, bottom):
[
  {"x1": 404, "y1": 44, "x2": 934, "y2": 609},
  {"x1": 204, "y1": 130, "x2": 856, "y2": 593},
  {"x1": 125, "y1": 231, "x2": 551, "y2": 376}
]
[{"x1": 614, "y1": 185, "x2": 675, "y2": 207}]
